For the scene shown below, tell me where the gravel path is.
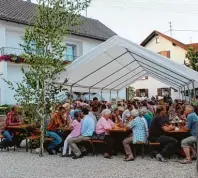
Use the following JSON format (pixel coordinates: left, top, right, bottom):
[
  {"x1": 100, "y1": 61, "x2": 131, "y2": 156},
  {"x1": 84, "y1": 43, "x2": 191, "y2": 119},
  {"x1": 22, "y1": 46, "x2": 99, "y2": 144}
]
[{"x1": 0, "y1": 151, "x2": 197, "y2": 178}]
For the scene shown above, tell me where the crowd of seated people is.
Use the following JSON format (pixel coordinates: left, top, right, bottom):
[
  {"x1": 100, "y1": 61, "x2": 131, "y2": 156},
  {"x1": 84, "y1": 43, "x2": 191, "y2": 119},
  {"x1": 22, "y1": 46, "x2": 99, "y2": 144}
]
[{"x1": 0, "y1": 96, "x2": 198, "y2": 164}]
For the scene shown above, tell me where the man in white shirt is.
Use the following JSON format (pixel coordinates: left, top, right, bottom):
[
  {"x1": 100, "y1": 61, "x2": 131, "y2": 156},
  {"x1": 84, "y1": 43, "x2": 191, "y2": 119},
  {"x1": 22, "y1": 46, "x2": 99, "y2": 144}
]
[
  {"x1": 122, "y1": 104, "x2": 133, "y2": 124},
  {"x1": 89, "y1": 105, "x2": 97, "y2": 129}
]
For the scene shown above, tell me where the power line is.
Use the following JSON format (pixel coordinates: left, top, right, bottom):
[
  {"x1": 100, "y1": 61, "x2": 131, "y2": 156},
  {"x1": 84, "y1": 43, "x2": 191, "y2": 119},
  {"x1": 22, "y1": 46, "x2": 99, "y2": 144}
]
[
  {"x1": 172, "y1": 29, "x2": 198, "y2": 32},
  {"x1": 93, "y1": 0, "x2": 198, "y2": 8},
  {"x1": 90, "y1": 0, "x2": 198, "y2": 14},
  {"x1": 163, "y1": 30, "x2": 170, "y2": 34}
]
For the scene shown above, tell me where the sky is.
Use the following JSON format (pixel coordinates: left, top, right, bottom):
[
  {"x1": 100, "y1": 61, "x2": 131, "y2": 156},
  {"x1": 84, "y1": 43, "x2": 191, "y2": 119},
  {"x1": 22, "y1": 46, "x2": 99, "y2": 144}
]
[{"x1": 32, "y1": 0, "x2": 198, "y2": 44}]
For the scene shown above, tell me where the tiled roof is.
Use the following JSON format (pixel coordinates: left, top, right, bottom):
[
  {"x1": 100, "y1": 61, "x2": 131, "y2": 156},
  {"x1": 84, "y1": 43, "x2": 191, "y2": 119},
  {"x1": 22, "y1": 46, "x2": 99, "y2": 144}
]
[
  {"x1": 141, "y1": 30, "x2": 198, "y2": 52},
  {"x1": 186, "y1": 43, "x2": 198, "y2": 51},
  {"x1": 0, "y1": 0, "x2": 116, "y2": 41},
  {"x1": 140, "y1": 30, "x2": 188, "y2": 50}
]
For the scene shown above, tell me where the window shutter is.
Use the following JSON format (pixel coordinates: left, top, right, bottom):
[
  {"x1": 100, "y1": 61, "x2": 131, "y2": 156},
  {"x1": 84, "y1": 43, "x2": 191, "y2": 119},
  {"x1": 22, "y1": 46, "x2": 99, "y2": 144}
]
[
  {"x1": 145, "y1": 89, "x2": 149, "y2": 97},
  {"x1": 136, "y1": 89, "x2": 140, "y2": 97},
  {"x1": 167, "y1": 51, "x2": 170, "y2": 58},
  {"x1": 157, "y1": 88, "x2": 162, "y2": 96},
  {"x1": 158, "y1": 51, "x2": 170, "y2": 58}
]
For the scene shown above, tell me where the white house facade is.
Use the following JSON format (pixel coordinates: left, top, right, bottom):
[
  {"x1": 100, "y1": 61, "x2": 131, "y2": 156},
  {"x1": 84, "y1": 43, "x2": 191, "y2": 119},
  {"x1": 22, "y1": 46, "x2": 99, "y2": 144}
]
[
  {"x1": 0, "y1": 0, "x2": 127, "y2": 104},
  {"x1": 131, "y1": 30, "x2": 198, "y2": 100}
]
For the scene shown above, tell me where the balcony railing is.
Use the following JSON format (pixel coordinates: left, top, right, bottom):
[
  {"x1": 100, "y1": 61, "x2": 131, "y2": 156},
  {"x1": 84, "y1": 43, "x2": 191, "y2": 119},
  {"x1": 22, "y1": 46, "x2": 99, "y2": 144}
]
[
  {"x1": 0, "y1": 47, "x2": 78, "y2": 62},
  {"x1": 0, "y1": 47, "x2": 24, "y2": 56}
]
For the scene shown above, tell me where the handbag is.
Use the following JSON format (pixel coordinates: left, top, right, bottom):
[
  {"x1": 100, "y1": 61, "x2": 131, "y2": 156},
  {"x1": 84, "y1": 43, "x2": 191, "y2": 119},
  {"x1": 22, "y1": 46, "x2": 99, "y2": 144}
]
[{"x1": 91, "y1": 132, "x2": 105, "y2": 140}]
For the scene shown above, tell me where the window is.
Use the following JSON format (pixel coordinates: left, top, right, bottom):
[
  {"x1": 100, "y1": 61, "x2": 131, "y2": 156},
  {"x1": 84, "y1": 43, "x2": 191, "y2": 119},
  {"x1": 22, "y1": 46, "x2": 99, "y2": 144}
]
[
  {"x1": 126, "y1": 87, "x2": 135, "y2": 100},
  {"x1": 140, "y1": 76, "x2": 148, "y2": 80},
  {"x1": 136, "y1": 89, "x2": 148, "y2": 97},
  {"x1": 158, "y1": 51, "x2": 170, "y2": 58},
  {"x1": 65, "y1": 44, "x2": 77, "y2": 61},
  {"x1": 195, "y1": 88, "x2": 198, "y2": 96},
  {"x1": 157, "y1": 88, "x2": 171, "y2": 96},
  {"x1": 156, "y1": 37, "x2": 160, "y2": 44}
]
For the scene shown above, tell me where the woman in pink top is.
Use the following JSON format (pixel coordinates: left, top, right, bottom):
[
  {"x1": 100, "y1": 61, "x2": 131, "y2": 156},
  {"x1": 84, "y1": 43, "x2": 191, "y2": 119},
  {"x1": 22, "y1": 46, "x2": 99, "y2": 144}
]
[
  {"x1": 96, "y1": 109, "x2": 115, "y2": 159},
  {"x1": 62, "y1": 112, "x2": 81, "y2": 157}
]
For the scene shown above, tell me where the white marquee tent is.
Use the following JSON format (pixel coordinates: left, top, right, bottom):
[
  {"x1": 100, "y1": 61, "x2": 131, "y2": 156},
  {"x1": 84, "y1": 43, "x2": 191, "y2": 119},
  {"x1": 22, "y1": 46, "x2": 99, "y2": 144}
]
[{"x1": 56, "y1": 35, "x2": 198, "y2": 100}]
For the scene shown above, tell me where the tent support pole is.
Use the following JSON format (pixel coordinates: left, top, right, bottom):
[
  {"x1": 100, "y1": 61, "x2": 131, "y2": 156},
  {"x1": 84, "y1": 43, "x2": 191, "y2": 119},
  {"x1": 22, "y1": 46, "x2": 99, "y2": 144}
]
[
  {"x1": 89, "y1": 87, "x2": 91, "y2": 102},
  {"x1": 147, "y1": 72, "x2": 182, "y2": 88},
  {"x1": 110, "y1": 90, "x2": 112, "y2": 101},
  {"x1": 69, "y1": 86, "x2": 73, "y2": 105},
  {"x1": 71, "y1": 51, "x2": 128, "y2": 87},
  {"x1": 192, "y1": 81, "x2": 196, "y2": 101},
  {"x1": 89, "y1": 60, "x2": 137, "y2": 88},
  {"x1": 101, "y1": 66, "x2": 142, "y2": 90},
  {"x1": 129, "y1": 51, "x2": 191, "y2": 81},
  {"x1": 180, "y1": 87, "x2": 183, "y2": 100},
  {"x1": 117, "y1": 90, "x2": 119, "y2": 99},
  {"x1": 178, "y1": 88, "x2": 181, "y2": 100},
  {"x1": 187, "y1": 84, "x2": 191, "y2": 103},
  {"x1": 101, "y1": 89, "x2": 103, "y2": 101},
  {"x1": 110, "y1": 71, "x2": 146, "y2": 91},
  {"x1": 184, "y1": 86, "x2": 187, "y2": 101},
  {"x1": 129, "y1": 53, "x2": 185, "y2": 88},
  {"x1": 116, "y1": 72, "x2": 148, "y2": 91},
  {"x1": 141, "y1": 64, "x2": 187, "y2": 85},
  {"x1": 146, "y1": 69, "x2": 186, "y2": 86}
]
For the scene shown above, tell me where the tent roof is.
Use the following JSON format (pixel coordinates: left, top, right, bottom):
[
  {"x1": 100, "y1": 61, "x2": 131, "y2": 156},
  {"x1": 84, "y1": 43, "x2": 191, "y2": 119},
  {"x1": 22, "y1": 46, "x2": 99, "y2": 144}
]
[{"x1": 56, "y1": 35, "x2": 198, "y2": 93}]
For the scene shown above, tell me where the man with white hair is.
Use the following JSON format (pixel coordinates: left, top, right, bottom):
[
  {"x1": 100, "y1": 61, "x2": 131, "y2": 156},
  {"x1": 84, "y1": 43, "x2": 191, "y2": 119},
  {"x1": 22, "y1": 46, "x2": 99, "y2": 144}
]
[
  {"x1": 180, "y1": 105, "x2": 198, "y2": 164},
  {"x1": 123, "y1": 110, "x2": 148, "y2": 161}
]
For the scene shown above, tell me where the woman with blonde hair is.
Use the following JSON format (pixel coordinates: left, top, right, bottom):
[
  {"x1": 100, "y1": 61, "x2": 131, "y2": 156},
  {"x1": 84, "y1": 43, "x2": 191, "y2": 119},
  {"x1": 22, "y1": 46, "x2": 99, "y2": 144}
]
[{"x1": 62, "y1": 103, "x2": 72, "y2": 126}]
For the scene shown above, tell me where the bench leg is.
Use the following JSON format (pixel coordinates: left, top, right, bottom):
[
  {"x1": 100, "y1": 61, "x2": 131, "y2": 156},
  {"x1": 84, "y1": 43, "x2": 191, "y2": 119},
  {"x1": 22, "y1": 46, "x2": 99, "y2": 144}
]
[
  {"x1": 133, "y1": 145, "x2": 137, "y2": 159},
  {"x1": 30, "y1": 140, "x2": 33, "y2": 153},
  {"x1": 142, "y1": 145, "x2": 144, "y2": 158},
  {"x1": 90, "y1": 142, "x2": 95, "y2": 156},
  {"x1": 25, "y1": 137, "x2": 28, "y2": 152}
]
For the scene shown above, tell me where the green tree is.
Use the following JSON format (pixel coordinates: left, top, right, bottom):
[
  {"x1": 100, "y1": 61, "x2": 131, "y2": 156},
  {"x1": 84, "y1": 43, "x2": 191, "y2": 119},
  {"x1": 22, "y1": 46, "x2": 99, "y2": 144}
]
[
  {"x1": 185, "y1": 47, "x2": 198, "y2": 71},
  {"x1": 5, "y1": 0, "x2": 91, "y2": 156}
]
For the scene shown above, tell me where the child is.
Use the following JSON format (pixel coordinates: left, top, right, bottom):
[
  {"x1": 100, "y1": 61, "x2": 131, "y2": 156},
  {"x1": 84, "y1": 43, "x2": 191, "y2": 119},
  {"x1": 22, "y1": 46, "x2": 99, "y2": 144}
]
[{"x1": 62, "y1": 111, "x2": 81, "y2": 157}]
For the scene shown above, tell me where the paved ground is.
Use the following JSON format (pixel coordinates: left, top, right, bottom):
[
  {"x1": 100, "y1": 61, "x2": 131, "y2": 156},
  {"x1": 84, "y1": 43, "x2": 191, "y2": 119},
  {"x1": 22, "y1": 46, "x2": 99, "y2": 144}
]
[{"x1": 0, "y1": 151, "x2": 197, "y2": 178}]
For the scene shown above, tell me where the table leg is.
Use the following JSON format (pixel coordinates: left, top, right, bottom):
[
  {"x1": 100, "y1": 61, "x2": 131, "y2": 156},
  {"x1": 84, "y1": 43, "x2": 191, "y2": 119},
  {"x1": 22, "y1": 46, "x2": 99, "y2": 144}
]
[
  {"x1": 13, "y1": 132, "x2": 16, "y2": 152},
  {"x1": 26, "y1": 137, "x2": 28, "y2": 152},
  {"x1": 24, "y1": 129, "x2": 28, "y2": 152}
]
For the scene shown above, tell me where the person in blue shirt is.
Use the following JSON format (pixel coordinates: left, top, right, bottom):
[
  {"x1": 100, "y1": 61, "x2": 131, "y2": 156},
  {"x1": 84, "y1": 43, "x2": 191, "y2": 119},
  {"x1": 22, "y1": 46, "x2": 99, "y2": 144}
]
[
  {"x1": 141, "y1": 107, "x2": 153, "y2": 128},
  {"x1": 68, "y1": 107, "x2": 95, "y2": 159},
  {"x1": 123, "y1": 110, "x2": 148, "y2": 161},
  {"x1": 181, "y1": 105, "x2": 198, "y2": 164}
]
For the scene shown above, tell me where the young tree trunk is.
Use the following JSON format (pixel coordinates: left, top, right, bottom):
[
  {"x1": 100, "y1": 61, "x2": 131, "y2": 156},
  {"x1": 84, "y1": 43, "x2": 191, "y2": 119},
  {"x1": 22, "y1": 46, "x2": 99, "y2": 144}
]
[
  {"x1": 39, "y1": 85, "x2": 46, "y2": 157},
  {"x1": 39, "y1": 115, "x2": 45, "y2": 157}
]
